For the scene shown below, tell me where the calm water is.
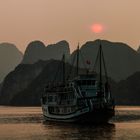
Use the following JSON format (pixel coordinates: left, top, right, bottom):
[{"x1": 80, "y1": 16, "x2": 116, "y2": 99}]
[{"x1": 0, "y1": 106, "x2": 139, "y2": 140}]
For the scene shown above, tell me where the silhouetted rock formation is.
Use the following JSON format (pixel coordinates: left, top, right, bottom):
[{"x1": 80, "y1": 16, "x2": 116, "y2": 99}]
[
  {"x1": 0, "y1": 60, "x2": 47, "y2": 105},
  {"x1": 137, "y1": 46, "x2": 140, "y2": 53},
  {"x1": 112, "y1": 72, "x2": 140, "y2": 105},
  {"x1": 72, "y1": 39, "x2": 140, "y2": 81},
  {"x1": 0, "y1": 43, "x2": 23, "y2": 82},
  {"x1": 22, "y1": 40, "x2": 70, "y2": 64},
  {"x1": 22, "y1": 41, "x2": 46, "y2": 64}
]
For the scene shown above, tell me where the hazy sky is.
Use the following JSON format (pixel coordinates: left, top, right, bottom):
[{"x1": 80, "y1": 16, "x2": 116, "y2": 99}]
[{"x1": 0, "y1": 0, "x2": 140, "y2": 52}]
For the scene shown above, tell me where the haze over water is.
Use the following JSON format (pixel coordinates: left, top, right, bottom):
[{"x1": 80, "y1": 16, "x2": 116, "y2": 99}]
[{"x1": 0, "y1": 106, "x2": 139, "y2": 140}]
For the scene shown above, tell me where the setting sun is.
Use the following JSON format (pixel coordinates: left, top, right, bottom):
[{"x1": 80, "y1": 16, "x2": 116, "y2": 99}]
[{"x1": 91, "y1": 23, "x2": 104, "y2": 33}]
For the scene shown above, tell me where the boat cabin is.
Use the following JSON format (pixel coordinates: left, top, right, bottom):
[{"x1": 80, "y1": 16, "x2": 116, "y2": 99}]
[{"x1": 74, "y1": 74, "x2": 98, "y2": 97}]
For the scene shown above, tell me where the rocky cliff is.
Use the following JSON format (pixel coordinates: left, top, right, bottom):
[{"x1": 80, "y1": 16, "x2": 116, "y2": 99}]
[
  {"x1": 0, "y1": 43, "x2": 23, "y2": 82},
  {"x1": 22, "y1": 40, "x2": 70, "y2": 64},
  {"x1": 0, "y1": 60, "x2": 47, "y2": 105},
  {"x1": 113, "y1": 71, "x2": 140, "y2": 105}
]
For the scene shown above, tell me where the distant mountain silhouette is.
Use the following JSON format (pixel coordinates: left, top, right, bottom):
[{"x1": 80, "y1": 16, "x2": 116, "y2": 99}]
[
  {"x1": 72, "y1": 39, "x2": 140, "y2": 81},
  {"x1": 0, "y1": 43, "x2": 22, "y2": 82},
  {"x1": 22, "y1": 40, "x2": 70, "y2": 64}
]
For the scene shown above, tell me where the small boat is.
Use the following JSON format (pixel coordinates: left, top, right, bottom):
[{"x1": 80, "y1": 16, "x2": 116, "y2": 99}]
[{"x1": 41, "y1": 42, "x2": 115, "y2": 123}]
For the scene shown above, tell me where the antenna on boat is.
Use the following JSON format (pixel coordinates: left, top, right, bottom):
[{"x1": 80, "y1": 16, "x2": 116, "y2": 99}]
[{"x1": 76, "y1": 43, "x2": 79, "y2": 76}]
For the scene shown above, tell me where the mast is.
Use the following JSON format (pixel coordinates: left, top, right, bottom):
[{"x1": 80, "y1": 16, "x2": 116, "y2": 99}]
[
  {"x1": 62, "y1": 54, "x2": 65, "y2": 84},
  {"x1": 102, "y1": 46, "x2": 108, "y2": 83},
  {"x1": 99, "y1": 44, "x2": 102, "y2": 94},
  {"x1": 76, "y1": 43, "x2": 79, "y2": 76},
  {"x1": 99, "y1": 43, "x2": 109, "y2": 96}
]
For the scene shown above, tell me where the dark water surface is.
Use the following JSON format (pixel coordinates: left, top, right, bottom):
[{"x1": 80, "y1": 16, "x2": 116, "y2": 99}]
[{"x1": 0, "y1": 106, "x2": 140, "y2": 140}]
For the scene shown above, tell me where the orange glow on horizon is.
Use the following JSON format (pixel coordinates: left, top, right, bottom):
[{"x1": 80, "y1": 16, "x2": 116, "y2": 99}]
[{"x1": 91, "y1": 23, "x2": 104, "y2": 33}]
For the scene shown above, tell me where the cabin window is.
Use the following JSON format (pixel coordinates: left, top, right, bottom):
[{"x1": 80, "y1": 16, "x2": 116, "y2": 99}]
[
  {"x1": 48, "y1": 96, "x2": 53, "y2": 102},
  {"x1": 78, "y1": 80, "x2": 86, "y2": 85},
  {"x1": 68, "y1": 108, "x2": 71, "y2": 113},
  {"x1": 87, "y1": 80, "x2": 95, "y2": 85},
  {"x1": 87, "y1": 81, "x2": 91, "y2": 85},
  {"x1": 70, "y1": 94, "x2": 74, "y2": 99},
  {"x1": 64, "y1": 108, "x2": 67, "y2": 113},
  {"x1": 79, "y1": 80, "x2": 95, "y2": 86},
  {"x1": 54, "y1": 96, "x2": 57, "y2": 102},
  {"x1": 55, "y1": 107, "x2": 59, "y2": 113},
  {"x1": 49, "y1": 107, "x2": 54, "y2": 112},
  {"x1": 91, "y1": 80, "x2": 95, "y2": 85},
  {"x1": 61, "y1": 94, "x2": 67, "y2": 100},
  {"x1": 71, "y1": 106, "x2": 76, "y2": 112}
]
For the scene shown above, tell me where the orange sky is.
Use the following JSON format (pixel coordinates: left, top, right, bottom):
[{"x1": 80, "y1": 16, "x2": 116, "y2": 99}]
[{"x1": 0, "y1": 0, "x2": 140, "y2": 53}]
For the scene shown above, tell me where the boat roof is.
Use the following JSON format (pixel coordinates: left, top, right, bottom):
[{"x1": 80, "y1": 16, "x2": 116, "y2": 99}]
[{"x1": 72, "y1": 73, "x2": 96, "y2": 81}]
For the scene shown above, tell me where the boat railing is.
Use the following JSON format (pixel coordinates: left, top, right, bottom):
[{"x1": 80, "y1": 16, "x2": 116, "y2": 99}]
[
  {"x1": 47, "y1": 90, "x2": 74, "y2": 94},
  {"x1": 57, "y1": 100, "x2": 76, "y2": 106}
]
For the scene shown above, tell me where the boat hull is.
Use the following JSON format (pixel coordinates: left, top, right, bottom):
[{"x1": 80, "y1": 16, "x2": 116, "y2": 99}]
[{"x1": 43, "y1": 108, "x2": 115, "y2": 124}]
